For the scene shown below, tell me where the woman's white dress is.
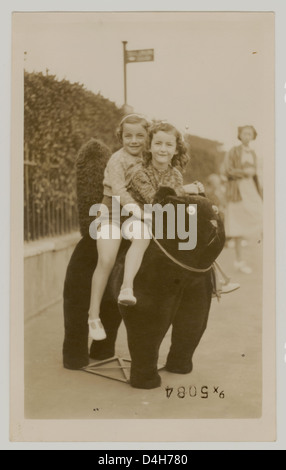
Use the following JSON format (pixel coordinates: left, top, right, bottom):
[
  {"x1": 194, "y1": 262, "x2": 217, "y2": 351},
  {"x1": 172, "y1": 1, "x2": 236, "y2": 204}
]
[{"x1": 225, "y1": 149, "x2": 263, "y2": 239}]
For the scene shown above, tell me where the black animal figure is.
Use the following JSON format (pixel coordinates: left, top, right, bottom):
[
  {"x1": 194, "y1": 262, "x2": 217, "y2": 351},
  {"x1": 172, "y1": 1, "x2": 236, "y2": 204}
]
[{"x1": 63, "y1": 139, "x2": 225, "y2": 389}]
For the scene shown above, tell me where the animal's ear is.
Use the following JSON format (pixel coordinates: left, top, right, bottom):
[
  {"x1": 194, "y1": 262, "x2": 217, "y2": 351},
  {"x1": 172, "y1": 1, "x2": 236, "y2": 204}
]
[{"x1": 153, "y1": 186, "x2": 177, "y2": 205}]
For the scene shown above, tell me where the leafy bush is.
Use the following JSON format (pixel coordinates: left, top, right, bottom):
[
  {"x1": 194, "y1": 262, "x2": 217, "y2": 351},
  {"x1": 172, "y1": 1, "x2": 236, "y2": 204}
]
[
  {"x1": 184, "y1": 134, "x2": 225, "y2": 185},
  {"x1": 24, "y1": 71, "x2": 123, "y2": 240}
]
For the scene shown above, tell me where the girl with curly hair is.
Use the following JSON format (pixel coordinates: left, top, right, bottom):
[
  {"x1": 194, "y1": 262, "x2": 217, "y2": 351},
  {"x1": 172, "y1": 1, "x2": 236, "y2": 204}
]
[
  {"x1": 118, "y1": 121, "x2": 204, "y2": 306},
  {"x1": 118, "y1": 121, "x2": 240, "y2": 306}
]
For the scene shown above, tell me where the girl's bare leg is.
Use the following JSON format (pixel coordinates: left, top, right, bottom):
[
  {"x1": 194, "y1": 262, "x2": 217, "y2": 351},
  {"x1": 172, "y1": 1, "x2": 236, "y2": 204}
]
[
  {"x1": 234, "y1": 236, "x2": 252, "y2": 274},
  {"x1": 234, "y1": 237, "x2": 243, "y2": 263},
  {"x1": 121, "y1": 238, "x2": 151, "y2": 290},
  {"x1": 89, "y1": 233, "x2": 122, "y2": 319}
]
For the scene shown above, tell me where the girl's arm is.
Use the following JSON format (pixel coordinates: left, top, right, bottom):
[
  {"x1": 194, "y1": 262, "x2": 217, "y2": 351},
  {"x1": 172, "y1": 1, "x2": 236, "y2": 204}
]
[
  {"x1": 131, "y1": 168, "x2": 189, "y2": 205},
  {"x1": 130, "y1": 170, "x2": 157, "y2": 205},
  {"x1": 251, "y1": 152, "x2": 263, "y2": 199},
  {"x1": 107, "y1": 157, "x2": 139, "y2": 208}
]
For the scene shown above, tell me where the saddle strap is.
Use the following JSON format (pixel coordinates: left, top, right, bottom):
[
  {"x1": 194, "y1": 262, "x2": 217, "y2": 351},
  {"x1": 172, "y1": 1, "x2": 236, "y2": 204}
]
[{"x1": 151, "y1": 235, "x2": 213, "y2": 274}]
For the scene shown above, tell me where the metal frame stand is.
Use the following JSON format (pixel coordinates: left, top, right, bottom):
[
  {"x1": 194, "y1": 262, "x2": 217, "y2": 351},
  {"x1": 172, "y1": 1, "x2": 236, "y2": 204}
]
[
  {"x1": 83, "y1": 357, "x2": 131, "y2": 384},
  {"x1": 82, "y1": 356, "x2": 165, "y2": 384}
]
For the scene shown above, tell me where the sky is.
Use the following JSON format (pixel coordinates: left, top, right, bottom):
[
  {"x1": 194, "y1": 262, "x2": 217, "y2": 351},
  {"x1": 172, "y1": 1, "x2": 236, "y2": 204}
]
[{"x1": 14, "y1": 11, "x2": 274, "y2": 158}]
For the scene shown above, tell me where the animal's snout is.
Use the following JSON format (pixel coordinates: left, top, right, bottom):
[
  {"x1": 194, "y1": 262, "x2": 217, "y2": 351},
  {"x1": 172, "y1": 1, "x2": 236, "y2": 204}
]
[{"x1": 210, "y1": 219, "x2": 218, "y2": 229}]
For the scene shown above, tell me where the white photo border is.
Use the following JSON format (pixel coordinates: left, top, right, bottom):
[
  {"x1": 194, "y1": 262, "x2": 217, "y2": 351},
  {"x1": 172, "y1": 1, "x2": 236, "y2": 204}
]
[{"x1": 1, "y1": 0, "x2": 286, "y2": 450}]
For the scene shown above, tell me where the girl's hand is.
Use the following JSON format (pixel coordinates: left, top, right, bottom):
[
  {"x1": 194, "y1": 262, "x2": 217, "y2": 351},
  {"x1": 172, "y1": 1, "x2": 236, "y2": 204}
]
[
  {"x1": 194, "y1": 181, "x2": 205, "y2": 194},
  {"x1": 184, "y1": 182, "x2": 205, "y2": 195},
  {"x1": 183, "y1": 183, "x2": 199, "y2": 195}
]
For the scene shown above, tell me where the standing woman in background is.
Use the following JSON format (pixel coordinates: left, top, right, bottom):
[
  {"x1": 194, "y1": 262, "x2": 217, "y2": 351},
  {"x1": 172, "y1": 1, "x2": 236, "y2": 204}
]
[{"x1": 224, "y1": 125, "x2": 263, "y2": 274}]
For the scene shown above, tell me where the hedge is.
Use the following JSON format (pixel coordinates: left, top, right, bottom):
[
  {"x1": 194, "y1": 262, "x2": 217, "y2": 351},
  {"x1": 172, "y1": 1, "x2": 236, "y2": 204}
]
[
  {"x1": 184, "y1": 134, "x2": 225, "y2": 185},
  {"x1": 24, "y1": 71, "x2": 123, "y2": 240}
]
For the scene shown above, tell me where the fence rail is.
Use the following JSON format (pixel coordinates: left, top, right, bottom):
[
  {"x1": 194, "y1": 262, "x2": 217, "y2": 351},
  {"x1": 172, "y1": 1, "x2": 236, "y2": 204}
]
[{"x1": 24, "y1": 144, "x2": 78, "y2": 242}]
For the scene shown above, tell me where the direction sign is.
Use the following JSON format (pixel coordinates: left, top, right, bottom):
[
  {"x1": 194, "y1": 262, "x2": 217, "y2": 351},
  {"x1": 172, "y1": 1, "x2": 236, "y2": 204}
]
[{"x1": 125, "y1": 49, "x2": 154, "y2": 63}]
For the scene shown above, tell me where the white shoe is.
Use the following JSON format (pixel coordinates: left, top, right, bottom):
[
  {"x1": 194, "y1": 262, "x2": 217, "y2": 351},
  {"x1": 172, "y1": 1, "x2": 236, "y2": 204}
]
[
  {"x1": 88, "y1": 318, "x2": 107, "y2": 341},
  {"x1": 234, "y1": 261, "x2": 252, "y2": 274},
  {"x1": 221, "y1": 281, "x2": 240, "y2": 294},
  {"x1": 118, "y1": 288, "x2": 137, "y2": 306}
]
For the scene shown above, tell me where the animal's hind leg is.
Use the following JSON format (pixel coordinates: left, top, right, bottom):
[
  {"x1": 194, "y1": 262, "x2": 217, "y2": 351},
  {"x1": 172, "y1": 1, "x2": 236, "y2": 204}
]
[
  {"x1": 63, "y1": 236, "x2": 121, "y2": 369},
  {"x1": 166, "y1": 273, "x2": 212, "y2": 374},
  {"x1": 63, "y1": 237, "x2": 97, "y2": 370}
]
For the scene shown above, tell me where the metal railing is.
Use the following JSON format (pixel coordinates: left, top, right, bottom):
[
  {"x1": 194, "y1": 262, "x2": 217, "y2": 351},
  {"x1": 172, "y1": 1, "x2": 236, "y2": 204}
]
[{"x1": 24, "y1": 144, "x2": 78, "y2": 242}]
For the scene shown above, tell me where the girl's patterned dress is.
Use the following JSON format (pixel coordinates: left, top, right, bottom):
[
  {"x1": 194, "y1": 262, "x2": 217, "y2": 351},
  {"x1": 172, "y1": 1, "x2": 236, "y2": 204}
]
[{"x1": 129, "y1": 163, "x2": 185, "y2": 206}]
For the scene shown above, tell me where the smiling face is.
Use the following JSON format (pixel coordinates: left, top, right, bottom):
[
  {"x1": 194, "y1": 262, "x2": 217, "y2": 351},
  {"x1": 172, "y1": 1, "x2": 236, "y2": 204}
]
[
  {"x1": 122, "y1": 123, "x2": 148, "y2": 157},
  {"x1": 150, "y1": 131, "x2": 178, "y2": 168}
]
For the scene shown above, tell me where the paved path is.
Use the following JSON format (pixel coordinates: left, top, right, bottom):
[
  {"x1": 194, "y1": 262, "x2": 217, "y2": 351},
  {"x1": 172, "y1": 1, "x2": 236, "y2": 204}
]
[{"x1": 25, "y1": 240, "x2": 263, "y2": 420}]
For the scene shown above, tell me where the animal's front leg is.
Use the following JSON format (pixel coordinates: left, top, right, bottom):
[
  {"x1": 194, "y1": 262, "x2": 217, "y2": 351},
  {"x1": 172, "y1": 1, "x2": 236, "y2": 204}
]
[
  {"x1": 166, "y1": 273, "x2": 212, "y2": 374},
  {"x1": 120, "y1": 294, "x2": 173, "y2": 389}
]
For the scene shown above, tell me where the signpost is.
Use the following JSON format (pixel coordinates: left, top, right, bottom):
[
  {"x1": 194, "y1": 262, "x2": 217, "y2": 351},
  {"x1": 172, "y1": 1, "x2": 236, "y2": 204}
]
[
  {"x1": 122, "y1": 41, "x2": 154, "y2": 106},
  {"x1": 125, "y1": 49, "x2": 155, "y2": 63}
]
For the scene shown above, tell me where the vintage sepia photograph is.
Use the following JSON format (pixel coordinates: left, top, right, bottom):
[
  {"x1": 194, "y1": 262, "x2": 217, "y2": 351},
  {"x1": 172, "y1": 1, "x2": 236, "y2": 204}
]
[{"x1": 10, "y1": 10, "x2": 276, "y2": 442}]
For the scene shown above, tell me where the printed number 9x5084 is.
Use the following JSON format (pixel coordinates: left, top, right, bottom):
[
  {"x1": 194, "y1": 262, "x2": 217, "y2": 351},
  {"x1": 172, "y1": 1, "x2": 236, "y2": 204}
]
[{"x1": 165, "y1": 386, "x2": 225, "y2": 399}]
